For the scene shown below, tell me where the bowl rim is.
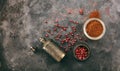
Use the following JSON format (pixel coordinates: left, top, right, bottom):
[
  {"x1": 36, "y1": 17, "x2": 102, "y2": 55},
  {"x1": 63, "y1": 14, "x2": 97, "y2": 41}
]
[{"x1": 83, "y1": 18, "x2": 106, "y2": 40}]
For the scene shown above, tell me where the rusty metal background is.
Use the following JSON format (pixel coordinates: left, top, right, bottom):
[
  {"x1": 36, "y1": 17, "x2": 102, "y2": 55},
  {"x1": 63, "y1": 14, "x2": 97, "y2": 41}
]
[{"x1": 0, "y1": 0, "x2": 120, "y2": 71}]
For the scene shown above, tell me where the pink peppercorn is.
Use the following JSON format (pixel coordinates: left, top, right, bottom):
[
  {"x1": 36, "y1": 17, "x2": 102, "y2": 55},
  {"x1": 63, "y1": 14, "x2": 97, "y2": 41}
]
[
  {"x1": 45, "y1": 34, "x2": 49, "y2": 37},
  {"x1": 55, "y1": 19, "x2": 59, "y2": 23},
  {"x1": 55, "y1": 24, "x2": 60, "y2": 27},
  {"x1": 73, "y1": 43, "x2": 90, "y2": 61},
  {"x1": 53, "y1": 28, "x2": 57, "y2": 31},
  {"x1": 63, "y1": 27, "x2": 67, "y2": 31},
  {"x1": 79, "y1": 8, "x2": 84, "y2": 15}
]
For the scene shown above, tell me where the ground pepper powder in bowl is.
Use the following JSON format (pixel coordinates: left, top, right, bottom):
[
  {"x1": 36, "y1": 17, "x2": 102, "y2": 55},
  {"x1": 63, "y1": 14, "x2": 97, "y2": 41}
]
[
  {"x1": 83, "y1": 18, "x2": 106, "y2": 40},
  {"x1": 86, "y1": 20, "x2": 103, "y2": 37}
]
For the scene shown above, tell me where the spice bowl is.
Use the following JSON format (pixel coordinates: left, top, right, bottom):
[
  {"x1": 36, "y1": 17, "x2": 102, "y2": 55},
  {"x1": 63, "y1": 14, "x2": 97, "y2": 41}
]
[
  {"x1": 83, "y1": 18, "x2": 106, "y2": 40},
  {"x1": 73, "y1": 43, "x2": 90, "y2": 61}
]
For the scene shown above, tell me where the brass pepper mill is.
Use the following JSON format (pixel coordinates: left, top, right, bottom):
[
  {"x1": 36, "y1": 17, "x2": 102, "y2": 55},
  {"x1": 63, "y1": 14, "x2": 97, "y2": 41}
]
[{"x1": 39, "y1": 37, "x2": 65, "y2": 62}]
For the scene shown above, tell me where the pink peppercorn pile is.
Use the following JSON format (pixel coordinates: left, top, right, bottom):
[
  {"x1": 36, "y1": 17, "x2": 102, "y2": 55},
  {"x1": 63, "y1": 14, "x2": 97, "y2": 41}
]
[{"x1": 74, "y1": 45, "x2": 90, "y2": 61}]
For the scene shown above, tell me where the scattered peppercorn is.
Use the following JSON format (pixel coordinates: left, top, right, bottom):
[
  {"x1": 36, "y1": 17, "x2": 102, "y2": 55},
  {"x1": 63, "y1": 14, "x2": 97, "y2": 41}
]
[
  {"x1": 45, "y1": 34, "x2": 49, "y2": 37},
  {"x1": 79, "y1": 8, "x2": 84, "y2": 15},
  {"x1": 55, "y1": 19, "x2": 59, "y2": 23},
  {"x1": 44, "y1": 8, "x2": 91, "y2": 52}
]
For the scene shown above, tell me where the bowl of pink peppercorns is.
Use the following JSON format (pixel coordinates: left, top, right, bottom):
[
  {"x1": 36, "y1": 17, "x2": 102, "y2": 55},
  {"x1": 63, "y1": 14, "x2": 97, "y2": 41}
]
[{"x1": 73, "y1": 43, "x2": 90, "y2": 61}]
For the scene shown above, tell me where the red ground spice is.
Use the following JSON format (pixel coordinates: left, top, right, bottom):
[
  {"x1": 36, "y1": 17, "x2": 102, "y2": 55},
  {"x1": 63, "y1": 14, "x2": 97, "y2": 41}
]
[
  {"x1": 89, "y1": 10, "x2": 100, "y2": 18},
  {"x1": 86, "y1": 20, "x2": 103, "y2": 37}
]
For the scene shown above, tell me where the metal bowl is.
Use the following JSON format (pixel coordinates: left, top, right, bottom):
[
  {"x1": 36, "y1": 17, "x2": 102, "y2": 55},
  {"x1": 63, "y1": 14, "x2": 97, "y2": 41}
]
[
  {"x1": 83, "y1": 18, "x2": 106, "y2": 40},
  {"x1": 73, "y1": 42, "x2": 90, "y2": 61}
]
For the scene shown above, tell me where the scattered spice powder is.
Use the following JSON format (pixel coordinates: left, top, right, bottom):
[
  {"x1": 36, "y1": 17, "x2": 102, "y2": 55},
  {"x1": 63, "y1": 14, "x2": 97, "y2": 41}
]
[
  {"x1": 86, "y1": 20, "x2": 103, "y2": 37},
  {"x1": 89, "y1": 10, "x2": 100, "y2": 18}
]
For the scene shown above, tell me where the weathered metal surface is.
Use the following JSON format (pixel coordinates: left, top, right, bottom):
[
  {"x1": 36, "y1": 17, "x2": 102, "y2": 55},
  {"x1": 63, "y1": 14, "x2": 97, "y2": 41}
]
[{"x1": 0, "y1": 0, "x2": 120, "y2": 71}]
